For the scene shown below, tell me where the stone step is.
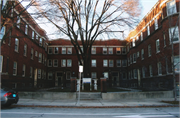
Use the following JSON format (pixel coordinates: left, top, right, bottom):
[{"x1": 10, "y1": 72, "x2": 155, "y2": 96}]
[{"x1": 76, "y1": 92, "x2": 102, "y2": 100}]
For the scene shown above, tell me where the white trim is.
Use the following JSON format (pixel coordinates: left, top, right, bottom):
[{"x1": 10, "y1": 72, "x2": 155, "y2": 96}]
[{"x1": 48, "y1": 45, "x2": 126, "y2": 48}]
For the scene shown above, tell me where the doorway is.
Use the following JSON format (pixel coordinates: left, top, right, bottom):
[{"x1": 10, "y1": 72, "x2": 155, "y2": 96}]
[
  {"x1": 55, "y1": 72, "x2": 63, "y2": 87},
  {"x1": 34, "y1": 69, "x2": 37, "y2": 87}
]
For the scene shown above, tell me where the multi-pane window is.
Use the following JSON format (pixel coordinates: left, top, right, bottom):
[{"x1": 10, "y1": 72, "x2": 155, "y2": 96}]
[
  {"x1": 117, "y1": 60, "x2": 121, "y2": 67},
  {"x1": 133, "y1": 53, "x2": 136, "y2": 63},
  {"x1": 103, "y1": 72, "x2": 108, "y2": 78},
  {"x1": 132, "y1": 39, "x2": 135, "y2": 47},
  {"x1": 103, "y1": 60, "x2": 108, "y2": 67},
  {"x1": 169, "y1": 26, "x2": 179, "y2": 43},
  {"x1": 24, "y1": 44, "x2": 27, "y2": 56},
  {"x1": 62, "y1": 47, "x2": 66, "y2": 54},
  {"x1": 17, "y1": 16, "x2": 20, "y2": 28},
  {"x1": 174, "y1": 55, "x2": 180, "y2": 73},
  {"x1": 122, "y1": 72, "x2": 127, "y2": 79},
  {"x1": 15, "y1": 38, "x2": 19, "y2": 52},
  {"x1": 103, "y1": 47, "x2": 107, "y2": 54},
  {"x1": 147, "y1": 25, "x2": 150, "y2": 36},
  {"x1": 154, "y1": 18, "x2": 158, "y2": 30},
  {"x1": 48, "y1": 59, "x2": 52, "y2": 67},
  {"x1": 130, "y1": 55, "x2": 132, "y2": 64},
  {"x1": 48, "y1": 47, "x2": 53, "y2": 54},
  {"x1": 48, "y1": 72, "x2": 53, "y2": 80},
  {"x1": 133, "y1": 69, "x2": 137, "y2": 79},
  {"x1": 36, "y1": 35, "x2": 38, "y2": 40},
  {"x1": 67, "y1": 59, "x2": 72, "y2": 67},
  {"x1": 142, "y1": 66, "x2": 145, "y2": 78},
  {"x1": 30, "y1": 67, "x2": 33, "y2": 78},
  {"x1": 13, "y1": 62, "x2": 17, "y2": 76},
  {"x1": 54, "y1": 47, "x2": 58, "y2": 54},
  {"x1": 116, "y1": 47, "x2": 121, "y2": 54},
  {"x1": 109, "y1": 60, "x2": 113, "y2": 67},
  {"x1": 141, "y1": 32, "x2": 143, "y2": 41},
  {"x1": 91, "y1": 72, "x2": 97, "y2": 79},
  {"x1": 149, "y1": 65, "x2": 153, "y2": 77},
  {"x1": 67, "y1": 48, "x2": 72, "y2": 54},
  {"x1": 141, "y1": 49, "x2": 144, "y2": 60},
  {"x1": 61, "y1": 59, "x2": 66, "y2": 67},
  {"x1": 156, "y1": 39, "x2": 160, "y2": 53},
  {"x1": 122, "y1": 60, "x2": 127, "y2": 67},
  {"x1": 122, "y1": 47, "x2": 126, "y2": 54},
  {"x1": 22, "y1": 64, "x2": 26, "y2": 77},
  {"x1": 39, "y1": 53, "x2": 42, "y2": 63},
  {"x1": 148, "y1": 44, "x2": 151, "y2": 56},
  {"x1": 66, "y1": 72, "x2": 71, "y2": 80},
  {"x1": 167, "y1": 0, "x2": 177, "y2": 16},
  {"x1": 53, "y1": 59, "x2": 58, "y2": 67},
  {"x1": 38, "y1": 69, "x2": 41, "y2": 79},
  {"x1": 91, "y1": 59, "x2": 96, "y2": 67},
  {"x1": 137, "y1": 52, "x2": 139, "y2": 58},
  {"x1": 0, "y1": 26, "x2": 5, "y2": 40},
  {"x1": 25, "y1": 24, "x2": 28, "y2": 35},
  {"x1": 108, "y1": 48, "x2": 113, "y2": 54},
  {"x1": 92, "y1": 47, "x2": 96, "y2": 54},
  {"x1": 39, "y1": 38, "x2": 42, "y2": 46},
  {"x1": 158, "y1": 62, "x2": 162, "y2": 75},
  {"x1": 35, "y1": 51, "x2": 38, "y2": 57},
  {"x1": 163, "y1": 32, "x2": 166, "y2": 47},
  {"x1": 32, "y1": 31, "x2": 34, "y2": 39}
]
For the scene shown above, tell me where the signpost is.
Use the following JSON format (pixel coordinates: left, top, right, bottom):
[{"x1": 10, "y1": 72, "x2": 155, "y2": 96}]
[{"x1": 77, "y1": 65, "x2": 83, "y2": 105}]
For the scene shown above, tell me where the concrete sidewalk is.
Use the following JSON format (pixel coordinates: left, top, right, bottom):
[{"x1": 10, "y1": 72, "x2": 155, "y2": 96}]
[{"x1": 12, "y1": 98, "x2": 179, "y2": 108}]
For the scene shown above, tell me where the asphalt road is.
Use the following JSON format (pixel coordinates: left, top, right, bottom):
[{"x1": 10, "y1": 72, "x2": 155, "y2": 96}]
[{"x1": 1, "y1": 106, "x2": 179, "y2": 118}]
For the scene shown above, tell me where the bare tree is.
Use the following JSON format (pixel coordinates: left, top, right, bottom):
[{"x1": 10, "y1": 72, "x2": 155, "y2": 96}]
[{"x1": 35, "y1": 0, "x2": 141, "y2": 77}]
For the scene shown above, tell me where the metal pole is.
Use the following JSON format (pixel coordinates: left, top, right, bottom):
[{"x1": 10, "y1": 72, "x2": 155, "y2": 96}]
[{"x1": 77, "y1": 72, "x2": 81, "y2": 105}]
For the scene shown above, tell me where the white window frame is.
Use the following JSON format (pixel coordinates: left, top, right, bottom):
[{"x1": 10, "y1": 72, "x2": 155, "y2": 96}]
[
  {"x1": 158, "y1": 62, "x2": 162, "y2": 75},
  {"x1": 103, "y1": 60, "x2": 108, "y2": 67},
  {"x1": 116, "y1": 47, "x2": 121, "y2": 54},
  {"x1": 91, "y1": 59, "x2": 96, "y2": 67},
  {"x1": 147, "y1": 25, "x2": 150, "y2": 36},
  {"x1": 22, "y1": 64, "x2": 26, "y2": 77},
  {"x1": 35, "y1": 51, "x2": 38, "y2": 57},
  {"x1": 169, "y1": 26, "x2": 179, "y2": 43},
  {"x1": 149, "y1": 65, "x2": 153, "y2": 77},
  {"x1": 32, "y1": 30, "x2": 34, "y2": 40},
  {"x1": 53, "y1": 59, "x2": 58, "y2": 67},
  {"x1": 62, "y1": 47, "x2": 66, "y2": 54},
  {"x1": 91, "y1": 47, "x2": 96, "y2": 54},
  {"x1": 0, "y1": 55, "x2": 3, "y2": 73},
  {"x1": 39, "y1": 38, "x2": 42, "y2": 46},
  {"x1": 48, "y1": 59, "x2": 52, "y2": 67},
  {"x1": 61, "y1": 59, "x2": 66, "y2": 67},
  {"x1": 132, "y1": 39, "x2": 135, "y2": 47},
  {"x1": 117, "y1": 60, "x2": 121, "y2": 67},
  {"x1": 0, "y1": 26, "x2": 5, "y2": 40},
  {"x1": 122, "y1": 47, "x2": 126, "y2": 54},
  {"x1": 174, "y1": 55, "x2": 180, "y2": 73},
  {"x1": 122, "y1": 60, "x2": 127, "y2": 67},
  {"x1": 166, "y1": 0, "x2": 177, "y2": 16},
  {"x1": 24, "y1": 44, "x2": 27, "y2": 56},
  {"x1": 67, "y1": 59, "x2": 72, "y2": 67},
  {"x1": 156, "y1": 39, "x2": 160, "y2": 53},
  {"x1": 103, "y1": 47, "x2": 107, "y2": 54},
  {"x1": 25, "y1": 24, "x2": 28, "y2": 35},
  {"x1": 108, "y1": 47, "x2": 113, "y2": 54},
  {"x1": 109, "y1": 60, "x2": 113, "y2": 67},
  {"x1": 48, "y1": 47, "x2": 53, "y2": 54},
  {"x1": 39, "y1": 53, "x2": 42, "y2": 63},
  {"x1": 103, "y1": 72, "x2": 108, "y2": 78},
  {"x1": 17, "y1": 16, "x2": 20, "y2": 28},
  {"x1": 15, "y1": 38, "x2": 19, "y2": 52},
  {"x1": 154, "y1": 18, "x2": 158, "y2": 30},
  {"x1": 13, "y1": 62, "x2": 17, "y2": 76},
  {"x1": 54, "y1": 47, "x2": 59, "y2": 54},
  {"x1": 67, "y1": 47, "x2": 72, "y2": 54},
  {"x1": 133, "y1": 69, "x2": 137, "y2": 79},
  {"x1": 141, "y1": 32, "x2": 143, "y2": 41},
  {"x1": 142, "y1": 66, "x2": 145, "y2": 78},
  {"x1": 91, "y1": 72, "x2": 97, "y2": 79}
]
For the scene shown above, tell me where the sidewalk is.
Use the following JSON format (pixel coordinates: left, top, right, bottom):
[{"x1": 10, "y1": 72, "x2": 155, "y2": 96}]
[{"x1": 12, "y1": 98, "x2": 179, "y2": 108}]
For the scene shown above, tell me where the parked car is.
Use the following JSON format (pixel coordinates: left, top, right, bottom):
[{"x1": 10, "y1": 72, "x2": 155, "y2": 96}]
[{"x1": 1, "y1": 86, "x2": 19, "y2": 107}]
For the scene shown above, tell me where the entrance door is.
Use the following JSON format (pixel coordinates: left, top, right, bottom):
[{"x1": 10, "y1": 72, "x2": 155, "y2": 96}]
[
  {"x1": 55, "y1": 72, "x2": 63, "y2": 87},
  {"x1": 112, "y1": 72, "x2": 119, "y2": 87},
  {"x1": 137, "y1": 69, "x2": 141, "y2": 87},
  {"x1": 34, "y1": 69, "x2": 37, "y2": 87}
]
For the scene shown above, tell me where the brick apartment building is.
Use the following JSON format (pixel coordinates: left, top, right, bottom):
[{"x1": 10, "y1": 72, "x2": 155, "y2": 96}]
[{"x1": 0, "y1": 0, "x2": 179, "y2": 91}]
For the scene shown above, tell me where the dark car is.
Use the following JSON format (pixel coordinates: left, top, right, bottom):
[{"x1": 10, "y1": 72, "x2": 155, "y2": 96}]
[{"x1": 1, "y1": 87, "x2": 19, "y2": 107}]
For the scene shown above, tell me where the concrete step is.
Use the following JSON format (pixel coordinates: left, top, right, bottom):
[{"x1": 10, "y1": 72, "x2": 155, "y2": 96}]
[{"x1": 76, "y1": 92, "x2": 102, "y2": 100}]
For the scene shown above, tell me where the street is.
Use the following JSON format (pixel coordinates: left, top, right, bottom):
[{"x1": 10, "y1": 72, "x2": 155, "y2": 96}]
[{"x1": 1, "y1": 106, "x2": 179, "y2": 118}]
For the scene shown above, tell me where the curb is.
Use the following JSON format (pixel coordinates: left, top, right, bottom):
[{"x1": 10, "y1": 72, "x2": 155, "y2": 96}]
[{"x1": 12, "y1": 104, "x2": 179, "y2": 108}]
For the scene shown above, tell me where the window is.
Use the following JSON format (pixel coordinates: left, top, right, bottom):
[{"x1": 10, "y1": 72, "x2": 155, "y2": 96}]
[
  {"x1": 79, "y1": 47, "x2": 83, "y2": 54},
  {"x1": 15, "y1": 38, "x2": 19, "y2": 52},
  {"x1": 117, "y1": 60, "x2": 121, "y2": 67},
  {"x1": 142, "y1": 66, "x2": 145, "y2": 78},
  {"x1": 30, "y1": 67, "x2": 33, "y2": 78},
  {"x1": 155, "y1": 18, "x2": 158, "y2": 30},
  {"x1": 0, "y1": 56, "x2": 3, "y2": 73},
  {"x1": 48, "y1": 59, "x2": 52, "y2": 67},
  {"x1": 62, "y1": 47, "x2": 66, "y2": 54},
  {"x1": 147, "y1": 25, "x2": 150, "y2": 36},
  {"x1": 36, "y1": 35, "x2": 38, "y2": 40},
  {"x1": 122, "y1": 47, "x2": 126, "y2": 54},
  {"x1": 116, "y1": 47, "x2": 121, "y2": 54},
  {"x1": 61, "y1": 59, "x2": 66, "y2": 67},
  {"x1": 48, "y1": 72, "x2": 53, "y2": 80},
  {"x1": 174, "y1": 55, "x2": 180, "y2": 73},
  {"x1": 35, "y1": 51, "x2": 38, "y2": 57},
  {"x1": 17, "y1": 16, "x2": 20, "y2": 28},
  {"x1": 25, "y1": 24, "x2": 28, "y2": 35},
  {"x1": 103, "y1": 72, "x2": 108, "y2": 78},
  {"x1": 108, "y1": 48, "x2": 113, "y2": 54},
  {"x1": 148, "y1": 44, "x2": 151, "y2": 57},
  {"x1": 158, "y1": 62, "x2": 162, "y2": 75},
  {"x1": 67, "y1": 59, "x2": 72, "y2": 67},
  {"x1": 39, "y1": 53, "x2": 42, "y2": 63},
  {"x1": 137, "y1": 52, "x2": 139, "y2": 58},
  {"x1": 38, "y1": 69, "x2": 41, "y2": 79},
  {"x1": 39, "y1": 38, "x2": 42, "y2": 46},
  {"x1": 169, "y1": 26, "x2": 179, "y2": 43},
  {"x1": 22, "y1": 64, "x2": 26, "y2": 77},
  {"x1": 32, "y1": 31, "x2": 34, "y2": 39},
  {"x1": 141, "y1": 49, "x2": 144, "y2": 60},
  {"x1": 122, "y1": 72, "x2": 127, "y2": 79},
  {"x1": 54, "y1": 47, "x2": 58, "y2": 54},
  {"x1": 48, "y1": 47, "x2": 53, "y2": 54},
  {"x1": 122, "y1": 60, "x2": 127, "y2": 67},
  {"x1": 91, "y1": 72, "x2": 97, "y2": 79},
  {"x1": 66, "y1": 72, "x2": 71, "y2": 80},
  {"x1": 141, "y1": 32, "x2": 143, "y2": 41},
  {"x1": 130, "y1": 55, "x2": 132, "y2": 64},
  {"x1": 67, "y1": 48, "x2": 72, "y2": 54},
  {"x1": 133, "y1": 69, "x2": 137, "y2": 79},
  {"x1": 53, "y1": 59, "x2": 58, "y2": 67},
  {"x1": 103, "y1": 47, "x2": 107, "y2": 54},
  {"x1": 103, "y1": 60, "x2": 108, "y2": 67},
  {"x1": 163, "y1": 32, "x2": 166, "y2": 47},
  {"x1": 92, "y1": 47, "x2": 96, "y2": 54},
  {"x1": 133, "y1": 53, "x2": 136, "y2": 63},
  {"x1": 0, "y1": 26, "x2": 5, "y2": 40},
  {"x1": 91, "y1": 59, "x2": 96, "y2": 67},
  {"x1": 24, "y1": 44, "x2": 27, "y2": 56},
  {"x1": 132, "y1": 39, "x2": 135, "y2": 47},
  {"x1": 109, "y1": 60, "x2": 113, "y2": 67},
  {"x1": 156, "y1": 39, "x2": 160, "y2": 53},
  {"x1": 13, "y1": 62, "x2": 17, "y2": 76},
  {"x1": 149, "y1": 65, "x2": 153, "y2": 77},
  {"x1": 167, "y1": 0, "x2": 177, "y2": 16}
]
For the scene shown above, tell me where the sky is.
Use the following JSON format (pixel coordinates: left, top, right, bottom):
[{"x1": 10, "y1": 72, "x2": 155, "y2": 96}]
[{"x1": 23, "y1": 0, "x2": 159, "y2": 40}]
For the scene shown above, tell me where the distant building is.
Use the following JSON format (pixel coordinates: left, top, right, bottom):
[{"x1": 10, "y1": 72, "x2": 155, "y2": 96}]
[{"x1": 1, "y1": 0, "x2": 179, "y2": 91}]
